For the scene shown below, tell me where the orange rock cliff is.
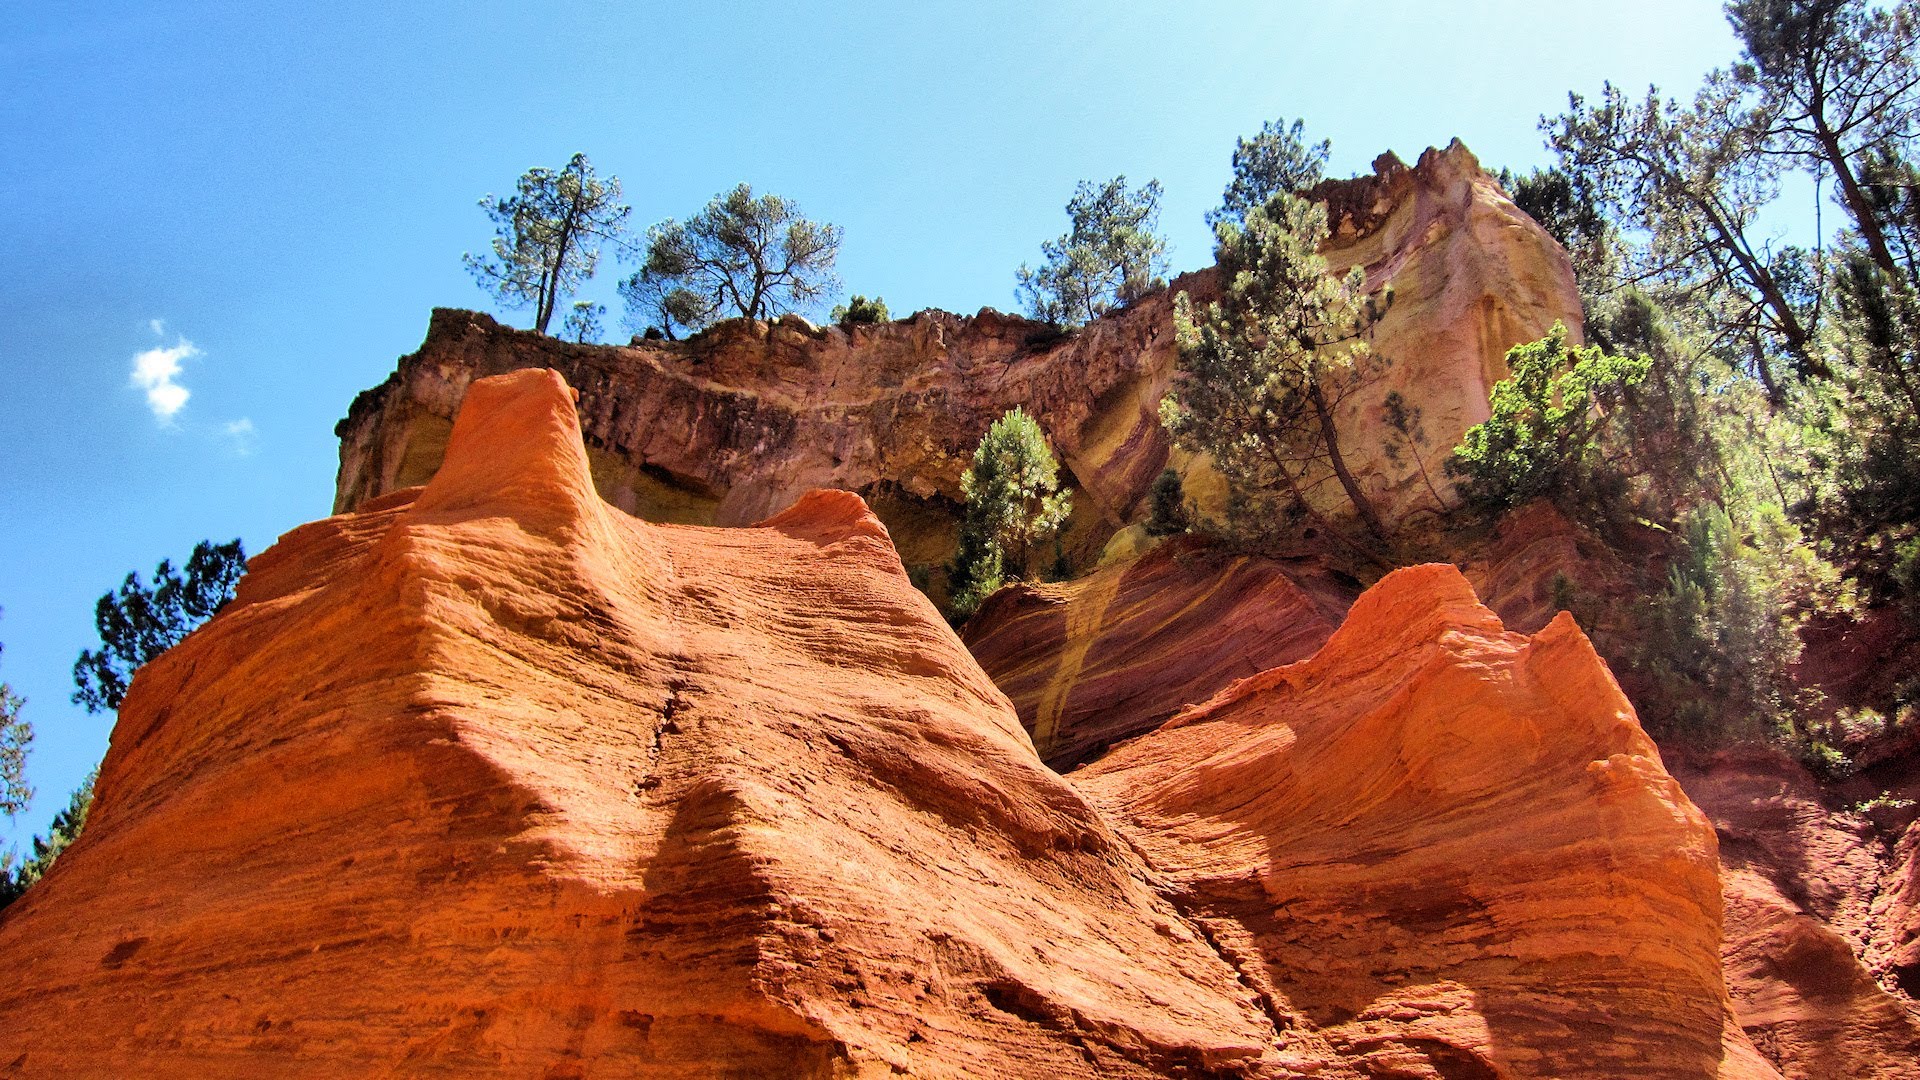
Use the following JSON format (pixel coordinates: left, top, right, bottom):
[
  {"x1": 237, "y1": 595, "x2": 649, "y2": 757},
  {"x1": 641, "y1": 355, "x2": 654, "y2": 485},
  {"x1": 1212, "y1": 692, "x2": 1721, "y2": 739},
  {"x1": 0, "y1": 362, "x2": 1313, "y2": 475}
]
[
  {"x1": 4, "y1": 140, "x2": 1916, "y2": 1078},
  {"x1": 0, "y1": 369, "x2": 1792, "y2": 1077},
  {"x1": 332, "y1": 142, "x2": 1582, "y2": 576}
]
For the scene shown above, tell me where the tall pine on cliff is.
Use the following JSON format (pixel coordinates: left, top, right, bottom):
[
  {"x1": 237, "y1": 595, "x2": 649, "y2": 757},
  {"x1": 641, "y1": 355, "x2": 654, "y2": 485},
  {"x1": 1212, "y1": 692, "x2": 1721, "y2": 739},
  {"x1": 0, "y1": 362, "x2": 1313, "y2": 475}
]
[
  {"x1": 622, "y1": 184, "x2": 843, "y2": 338},
  {"x1": 1016, "y1": 177, "x2": 1169, "y2": 327},
  {"x1": 463, "y1": 154, "x2": 631, "y2": 336},
  {"x1": 1162, "y1": 189, "x2": 1391, "y2": 553}
]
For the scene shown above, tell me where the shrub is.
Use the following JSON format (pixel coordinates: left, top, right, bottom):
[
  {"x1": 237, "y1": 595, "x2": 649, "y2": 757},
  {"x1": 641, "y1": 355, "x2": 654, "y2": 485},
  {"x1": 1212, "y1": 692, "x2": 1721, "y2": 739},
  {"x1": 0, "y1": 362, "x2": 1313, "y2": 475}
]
[
  {"x1": 831, "y1": 295, "x2": 891, "y2": 325},
  {"x1": 1447, "y1": 323, "x2": 1649, "y2": 520},
  {"x1": 1144, "y1": 468, "x2": 1188, "y2": 537}
]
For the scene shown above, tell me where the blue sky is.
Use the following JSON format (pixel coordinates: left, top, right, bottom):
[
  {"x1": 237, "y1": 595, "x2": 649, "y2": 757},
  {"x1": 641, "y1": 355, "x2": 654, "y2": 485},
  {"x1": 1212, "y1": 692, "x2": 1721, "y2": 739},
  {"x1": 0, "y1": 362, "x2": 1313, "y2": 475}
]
[{"x1": 0, "y1": 0, "x2": 1750, "y2": 846}]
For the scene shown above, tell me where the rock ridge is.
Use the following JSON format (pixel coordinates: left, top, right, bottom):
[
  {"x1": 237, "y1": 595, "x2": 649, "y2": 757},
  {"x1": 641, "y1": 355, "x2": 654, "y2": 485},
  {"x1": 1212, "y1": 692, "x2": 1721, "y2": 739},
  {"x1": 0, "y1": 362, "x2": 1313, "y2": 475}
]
[
  {"x1": 0, "y1": 369, "x2": 1780, "y2": 1077},
  {"x1": 333, "y1": 141, "x2": 1582, "y2": 581}
]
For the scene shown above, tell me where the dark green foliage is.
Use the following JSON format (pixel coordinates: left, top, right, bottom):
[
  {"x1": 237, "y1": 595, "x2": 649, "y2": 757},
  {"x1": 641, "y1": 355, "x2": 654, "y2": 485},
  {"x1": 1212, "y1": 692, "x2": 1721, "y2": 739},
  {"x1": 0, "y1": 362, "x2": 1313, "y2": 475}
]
[
  {"x1": 946, "y1": 409, "x2": 1072, "y2": 621},
  {"x1": 1144, "y1": 468, "x2": 1188, "y2": 537},
  {"x1": 1893, "y1": 535, "x2": 1920, "y2": 614},
  {"x1": 1545, "y1": 79, "x2": 1818, "y2": 387},
  {"x1": 1016, "y1": 177, "x2": 1168, "y2": 327},
  {"x1": 1447, "y1": 323, "x2": 1650, "y2": 519},
  {"x1": 831, "y1": 295, "x2": 891, "y2": 325},
  {"x1": 1162, "y1": 191, "x2": 1391, "y2": 551},
  {"x1": 944, "y1": 518, "x2": 1004, "y2": 625},
  {"x1": 1379, "y1": 392, "x2": 1451, "y2": 516},
  {"x1": 1633, "y1": 506, "x2": 1811, "y2": 740},
  {"x1": 1, "y1": 771, "x2": 94, "y2": 908},
  {"x1": 0, "y1": 615, "x2": 30, "y2": 820},
  {"x1": 463, "y1": 154, "x2": 630, "y2": 335},
  {"x1": 73, "y1": 539, "x2": 246, "y2": 715},
  {"x1": 1208, "y1": 118, "x2": 1329, "y2": 228},
  {"x1": 1727, "y1": 0, "x2": 1919, "y2": 284},
  {"x1": 622, "y1": 184, "x2": 844, "y2": 338},
  {"x1": 1799, "y1": 253, "x2": 1920, "y2": 530}
]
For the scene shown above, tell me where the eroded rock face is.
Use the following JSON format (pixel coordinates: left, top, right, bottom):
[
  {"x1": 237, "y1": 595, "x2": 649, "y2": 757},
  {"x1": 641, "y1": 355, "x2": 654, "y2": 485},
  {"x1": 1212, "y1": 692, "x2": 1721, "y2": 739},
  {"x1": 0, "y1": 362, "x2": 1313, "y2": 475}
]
[
  {"x1": 1072, "y1": 565, "x2": 1776, "y2": 1080},
  {"x1": 1671, "y1": 750, "x2": 1920, "y2": 1079},
  {"x1": 0, "y1": 371, "x2": 1280, "y2": 1077},
  {"x1": 334, "y1": 141, "x2": 1581, "y2": 571},
  {"x1": 1, "y1": 370, "x2": 1786, "y2": 1077},
  {"x1": 961, "y1": 537, "x2": 1357, "y2": 770}
]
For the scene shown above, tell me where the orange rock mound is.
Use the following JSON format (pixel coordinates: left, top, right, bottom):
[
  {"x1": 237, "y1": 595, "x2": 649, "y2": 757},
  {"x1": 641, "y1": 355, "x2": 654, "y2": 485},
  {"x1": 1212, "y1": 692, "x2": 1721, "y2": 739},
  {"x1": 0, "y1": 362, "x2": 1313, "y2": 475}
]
[
  {"x1": 0, "y1": 370, "x2": 1784, "y2": 1078},
  {"x1": 1671, "y1": 750, "x2": 1920, "y2": 1079},
  {"x1": 1072, "y1": 565, "x2": 1777, "y2": 1080},
  {"x1": 0, "y1": 370, "x2": 1276, "y2": 1077}
]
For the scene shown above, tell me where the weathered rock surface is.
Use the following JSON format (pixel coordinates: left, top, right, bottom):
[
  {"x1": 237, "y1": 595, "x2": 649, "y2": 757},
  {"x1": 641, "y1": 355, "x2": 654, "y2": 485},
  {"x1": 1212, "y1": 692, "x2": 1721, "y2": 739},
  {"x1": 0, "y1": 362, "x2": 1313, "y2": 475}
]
[
  {"x1": 1671, "y1": 749, "x2": 1920, "y2": 1079},
  {"x1": 0, "y1": 369, "x2": 1792, "y2": 1077},
  {"x1": 961, "y1": 537, "x2": 1357, "y2": 770},
  {"x1": 1071, "y1": 565, "x2": 1777, "y2": 1079},
  {"x1": 0, "y1": 370, "x2": 1283, "y2": 1077},
  {"x1": 334, "y1": 141, "x2": 1581, "y2": 572}
]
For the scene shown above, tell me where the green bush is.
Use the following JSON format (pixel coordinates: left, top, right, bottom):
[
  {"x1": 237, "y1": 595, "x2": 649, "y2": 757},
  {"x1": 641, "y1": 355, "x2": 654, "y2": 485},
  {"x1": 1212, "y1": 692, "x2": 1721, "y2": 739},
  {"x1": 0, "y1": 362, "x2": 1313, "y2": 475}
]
[
  {"x1": 1144, "y1": 468, "x2": 1188, "y2": 537},
  {"x1": 946, "y1": 408, "x2": 1072, "y2": 622},
  {"x1": 1447, "y1": 323, "x2": 1649, "y2": 520},
  {"x1": 831, "y1": 295, "x2": 891, "y2": 325}
]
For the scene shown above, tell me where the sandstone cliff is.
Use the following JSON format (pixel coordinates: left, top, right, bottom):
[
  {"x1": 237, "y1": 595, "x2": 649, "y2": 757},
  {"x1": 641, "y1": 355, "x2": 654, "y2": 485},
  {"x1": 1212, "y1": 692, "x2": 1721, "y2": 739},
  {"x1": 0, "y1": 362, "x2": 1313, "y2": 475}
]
[
  {"x1": 0, "y1": 370, "x2": 1773, "y2": 1077},
  {"x1": 969, "y1": 530, "x2": 1920, "y2": 1079},
  {"x1": 333, "y1": 141, "x2": 1581, "y2": 575},
  {"x1": 1073, "y1": 564, "x2": 1776, "y2": 1078}
]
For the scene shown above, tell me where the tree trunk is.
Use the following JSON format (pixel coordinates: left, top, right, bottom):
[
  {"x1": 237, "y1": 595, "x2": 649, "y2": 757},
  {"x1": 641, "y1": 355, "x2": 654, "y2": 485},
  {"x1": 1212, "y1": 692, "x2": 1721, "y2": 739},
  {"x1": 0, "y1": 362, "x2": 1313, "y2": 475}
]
[
  {"x1": 536, "y1": 197, "x2": 584, "y2": 335},
  {"x1": 1816, "y1": 125, "x2": 1902, "y2": 283},
  {"x1": 1309, "y1": 379, "x2": 1389, "y2": 541}
]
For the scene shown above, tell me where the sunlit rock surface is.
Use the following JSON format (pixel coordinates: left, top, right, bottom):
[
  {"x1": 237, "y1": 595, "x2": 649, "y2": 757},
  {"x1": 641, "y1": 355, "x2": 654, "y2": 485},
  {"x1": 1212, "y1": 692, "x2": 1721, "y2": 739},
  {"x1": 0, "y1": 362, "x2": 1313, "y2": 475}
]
[
  {"x1": 0, "y1": 371, "x2": 1280, "y2": 1077},
  {"x1": 0, "y1": 371, "x2": 1796, "y2": 1078},
  {"x1": 333, "y1": 142, "x2": 1582, "y2": 571},
  {"x1": 1072, "y1": 565, "x2": 1777, "y2": 1079}
]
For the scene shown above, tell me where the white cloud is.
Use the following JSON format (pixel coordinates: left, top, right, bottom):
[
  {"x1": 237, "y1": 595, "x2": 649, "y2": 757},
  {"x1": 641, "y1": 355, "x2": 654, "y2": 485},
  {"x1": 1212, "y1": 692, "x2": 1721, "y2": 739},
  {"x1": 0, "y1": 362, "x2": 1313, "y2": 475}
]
[
  {"x1": 129, "y1": 328, "x2": 198, "y2": 422},
  {"x1": 223, "y1": 418, "x2": 256, "y2": 456},
  {"x1": 148, "y1": 318, "x2": 166, "y2": 336}
]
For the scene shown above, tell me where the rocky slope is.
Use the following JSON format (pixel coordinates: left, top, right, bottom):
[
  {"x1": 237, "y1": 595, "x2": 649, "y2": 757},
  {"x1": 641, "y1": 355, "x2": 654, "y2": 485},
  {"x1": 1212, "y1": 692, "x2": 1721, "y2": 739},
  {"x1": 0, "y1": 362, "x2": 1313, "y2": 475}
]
[
  {"x1": 333, "y1": 141, "x2": 1581, "y2": 576},
  {"x1": 971, "y1": 531, "x2": 1920, "y2": 1079},
  {"x1": 961, "y1": 537, "x2": 1357, "y2": 770},
  {"x1": 0, "y1": 370, "x2": 1777, "y2": 1077},
  {"x1": 1073, "y1": 564, "x2": 1775, "y2": 1079}
]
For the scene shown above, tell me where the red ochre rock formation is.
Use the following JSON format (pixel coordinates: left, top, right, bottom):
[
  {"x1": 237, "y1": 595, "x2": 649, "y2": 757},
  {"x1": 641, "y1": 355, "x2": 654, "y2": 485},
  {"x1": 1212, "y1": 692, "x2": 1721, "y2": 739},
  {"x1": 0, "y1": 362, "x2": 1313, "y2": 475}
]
[
  {"x1": 332, "y1": 141, "x2": 1581, "y2": 573},
  {"x1": 961, "y1": 537, "x2": 1358, "y2": 770},
  {"x1": 1, "y1": 369, "x2": 1781, "y2": 1077},
  {"x1": 1670, "y1": 749, "x2": 1920, "y2": 1079},
  {"x1": 967, "y1": 528, "x2": 1920, "y2": 1079},
  {"x1": 0, "y1": 370, "x2": 1278, "y2": 1077},
  {"x1": 1072, "y1": 565, "x2": 1777, "y2": 1079}
]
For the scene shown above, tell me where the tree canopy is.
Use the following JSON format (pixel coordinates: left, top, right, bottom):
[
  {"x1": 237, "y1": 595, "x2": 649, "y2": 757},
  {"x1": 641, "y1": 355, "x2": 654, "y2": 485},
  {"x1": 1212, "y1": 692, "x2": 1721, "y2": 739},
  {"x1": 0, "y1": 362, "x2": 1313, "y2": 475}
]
[
  {"x1": 1161, "y1": 190, "x2": 1390, "y2": 551},
  {"x1": 947, "y1": 408, "x2": 1072, "y2": 620},
  {"x1": 1446, "y1": 322, "x2": 1651, "y2": 517},
  {"x1": 463, "y1": 153, "x2": 630, "y2": 336},
  {"x1": 1208, "y1": 117, "x2": 1330, "y2": 228},
  {"x1": 0, "y1": 615, "x2": 30, "y2": 821},
  {"x1": 621, "y1": 184, "x2": 843, "y2": 338},
  {"x1": 1016, "y1": 176, "x2": 1169, "y2": 327},
  {"x1": 73, "y1": 539, "x2": 246, "y2": 714}
]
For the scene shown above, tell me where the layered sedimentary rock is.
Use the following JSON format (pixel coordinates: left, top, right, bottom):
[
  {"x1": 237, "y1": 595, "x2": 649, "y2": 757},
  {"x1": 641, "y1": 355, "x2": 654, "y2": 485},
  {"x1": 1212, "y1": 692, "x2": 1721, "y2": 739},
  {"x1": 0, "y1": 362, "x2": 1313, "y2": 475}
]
[
  {"x1": 0, "y1": 371, "x2": 1280, "y2": 1077},
  {"x1": 1072, "y1": 565, "x2": 1776, "y2": 1079},
  {"x1": 1671, "y1": 750, "x2": 1920, "y2": 1079},
  {"x1": 334, "y1": 141, "x2": 1581, "y2": 570},
  {"x1": 0, "y1": 369, "x2": 1786, "y2": 1077},
  {"x1": 961, "y1": 537, "x2": 1356, "y2": 769}
]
